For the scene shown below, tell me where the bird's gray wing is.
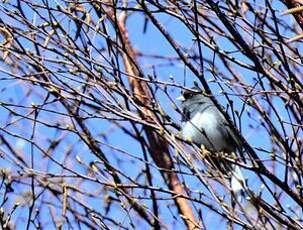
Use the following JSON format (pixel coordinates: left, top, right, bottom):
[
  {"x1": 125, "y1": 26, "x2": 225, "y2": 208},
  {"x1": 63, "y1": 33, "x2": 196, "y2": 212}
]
[{"x1": 217, "y1": 114, "x2": 246, "y2": 162}]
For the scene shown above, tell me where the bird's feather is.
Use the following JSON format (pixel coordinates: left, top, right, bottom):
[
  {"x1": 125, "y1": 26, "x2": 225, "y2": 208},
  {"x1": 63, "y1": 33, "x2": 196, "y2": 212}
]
[{"x1": 179, "y1": 90, "x2": 247, "y2": 202}]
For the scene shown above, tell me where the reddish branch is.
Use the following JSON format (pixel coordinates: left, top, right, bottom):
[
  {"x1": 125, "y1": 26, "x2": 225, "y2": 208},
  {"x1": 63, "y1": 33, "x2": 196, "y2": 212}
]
[{"x1": 113, "y1": 7, "x2": 200, "y2": 230}]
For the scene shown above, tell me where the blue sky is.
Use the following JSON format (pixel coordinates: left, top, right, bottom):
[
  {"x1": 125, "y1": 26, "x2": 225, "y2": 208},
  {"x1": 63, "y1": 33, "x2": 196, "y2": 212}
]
[{"x1": 0, "y1": 1, "x2": 302, "y2": 229}]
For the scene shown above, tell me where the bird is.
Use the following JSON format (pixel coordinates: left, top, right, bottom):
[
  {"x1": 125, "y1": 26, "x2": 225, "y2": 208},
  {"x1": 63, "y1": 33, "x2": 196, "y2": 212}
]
[{"x1": 178, "y1": 87, "x2": 246, "y2": 202}]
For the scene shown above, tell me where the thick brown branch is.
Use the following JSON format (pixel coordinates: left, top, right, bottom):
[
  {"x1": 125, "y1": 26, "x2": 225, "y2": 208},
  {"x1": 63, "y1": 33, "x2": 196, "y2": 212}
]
[{"x1": 114, "y1": 6, "x2": 200, "y2": 230}]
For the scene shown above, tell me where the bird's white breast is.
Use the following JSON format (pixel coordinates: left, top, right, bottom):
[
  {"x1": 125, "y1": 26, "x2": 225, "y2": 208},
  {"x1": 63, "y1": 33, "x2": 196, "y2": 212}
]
[{"x1": 182, "y1": 110, "x2": 227, "y2": 151}]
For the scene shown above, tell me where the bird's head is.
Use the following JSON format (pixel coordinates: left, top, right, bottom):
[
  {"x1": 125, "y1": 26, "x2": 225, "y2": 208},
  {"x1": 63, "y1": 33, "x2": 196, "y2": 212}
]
[{"x1": 177, "y1": 86, "x2": 202, "y2": 102}]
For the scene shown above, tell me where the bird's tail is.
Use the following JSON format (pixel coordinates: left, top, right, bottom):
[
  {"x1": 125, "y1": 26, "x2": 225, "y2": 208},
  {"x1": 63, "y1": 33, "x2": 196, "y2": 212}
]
[{"x1": 230, "y1": 165, "x2": 247, "y2": 202}]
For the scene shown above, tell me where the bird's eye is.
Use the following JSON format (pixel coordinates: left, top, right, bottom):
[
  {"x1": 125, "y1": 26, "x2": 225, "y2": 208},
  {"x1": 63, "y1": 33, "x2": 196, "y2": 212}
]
[{"x1": 183, "y1": 92, "x2": 194, "y2": 99}]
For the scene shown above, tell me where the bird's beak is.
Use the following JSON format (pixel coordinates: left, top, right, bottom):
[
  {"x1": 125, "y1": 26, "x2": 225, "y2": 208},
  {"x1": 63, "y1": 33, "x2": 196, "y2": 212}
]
[{"x1": 176, "y1": 95, "x2": 185, "y2": 102}]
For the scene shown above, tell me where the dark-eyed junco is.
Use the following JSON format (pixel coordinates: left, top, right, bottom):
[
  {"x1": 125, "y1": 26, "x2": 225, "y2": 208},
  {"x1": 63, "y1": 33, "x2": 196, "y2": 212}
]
[{"x1": 178, "y1": 87, "x2": 246, "y2": 201}]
